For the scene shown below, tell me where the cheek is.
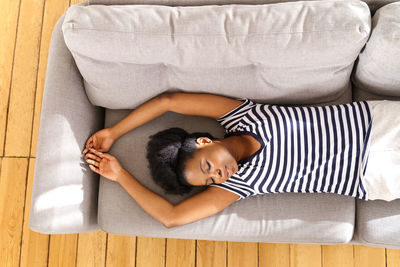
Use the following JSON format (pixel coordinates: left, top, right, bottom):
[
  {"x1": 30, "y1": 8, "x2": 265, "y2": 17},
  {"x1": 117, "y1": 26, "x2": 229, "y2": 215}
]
[
  {"x1": 220, "y1": 147, "x2": 237, "y2": 169},
  {"x1": 215, "y1": 147, "x2": 235, "y2": 163}
]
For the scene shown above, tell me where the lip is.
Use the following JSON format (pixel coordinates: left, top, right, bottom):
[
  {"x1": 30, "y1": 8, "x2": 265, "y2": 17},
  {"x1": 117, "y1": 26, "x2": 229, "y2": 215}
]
[{"x1": 225, "y1": 165, "x2": 232, "y2": 178}]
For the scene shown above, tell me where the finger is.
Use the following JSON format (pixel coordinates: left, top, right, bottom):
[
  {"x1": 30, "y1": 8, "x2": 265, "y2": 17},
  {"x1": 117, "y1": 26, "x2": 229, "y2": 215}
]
[
  {"x1": 84, "y1": 153, "x2": 101, "y2": 162},
  {"x1": 89, "y1": 148, "x2": 113, "y2": 161},
  {"x1": 83, "y1": 137, "x2": 93, "y2": 153},
  {"x1": 89, "y1": 148, "x2": 104, "y2": 158},
  {"x1": 83, "y1": 138, "x2": 90, "y2": 153},
  {"x1": 86, "y1": 136, "x2": 92, "y2": 148},
  {"x1": 88, "y1": 164, "x2": 99, "y2": 173},
  {"x1": 86, "y1": 159, "x2": 99, "y2": 167}
]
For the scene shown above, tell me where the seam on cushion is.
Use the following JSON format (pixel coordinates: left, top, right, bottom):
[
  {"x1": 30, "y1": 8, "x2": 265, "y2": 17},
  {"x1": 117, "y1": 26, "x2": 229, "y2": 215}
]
[
  {"x1": 65, "y1": 26, "x2": 359, "y2": 36},
  {"x1": 68, "y1": 47, "x2": 359, "y2": 70}
]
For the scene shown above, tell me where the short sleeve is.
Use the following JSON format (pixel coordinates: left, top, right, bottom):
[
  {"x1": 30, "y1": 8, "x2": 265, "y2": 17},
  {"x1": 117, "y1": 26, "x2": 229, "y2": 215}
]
[
  {"x1": 209, "y1": 183, "x2": 246, "y2": 201},
  {"x1": 216, "y1": 98, "x2": 256, "y2": 133},
  {"x1": 209, "y1": 175, "x2": 257, "y2": 201}
]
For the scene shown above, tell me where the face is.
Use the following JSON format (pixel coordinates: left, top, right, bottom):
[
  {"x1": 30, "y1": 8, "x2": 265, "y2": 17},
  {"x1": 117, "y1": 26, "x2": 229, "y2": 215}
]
[{"x1": 184, "y1": 137, "x2": 239, "y2": 186}]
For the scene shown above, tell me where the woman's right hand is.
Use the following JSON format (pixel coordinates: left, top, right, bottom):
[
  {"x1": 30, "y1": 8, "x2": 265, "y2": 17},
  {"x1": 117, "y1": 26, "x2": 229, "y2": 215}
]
[{"x1": 82, "y1": 128, "x2": 115, "y2": 154}]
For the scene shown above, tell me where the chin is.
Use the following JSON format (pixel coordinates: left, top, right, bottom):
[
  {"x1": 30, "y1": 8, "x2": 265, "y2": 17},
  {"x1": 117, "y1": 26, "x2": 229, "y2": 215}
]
[{"x1": 232, "y1": 160, "x2": 239, "y2": 174}]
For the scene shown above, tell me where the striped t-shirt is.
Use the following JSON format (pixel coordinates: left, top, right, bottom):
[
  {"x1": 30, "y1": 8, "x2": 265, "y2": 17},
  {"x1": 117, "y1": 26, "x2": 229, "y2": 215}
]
[{"x1": 210, "y1": 99, "x2": 373, "y2": 201}]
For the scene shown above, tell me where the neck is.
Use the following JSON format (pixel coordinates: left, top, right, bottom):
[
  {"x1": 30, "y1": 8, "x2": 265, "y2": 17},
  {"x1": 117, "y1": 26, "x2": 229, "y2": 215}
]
[{"x1": 216, "y1": 135, "x2": 249, "y2": 162}]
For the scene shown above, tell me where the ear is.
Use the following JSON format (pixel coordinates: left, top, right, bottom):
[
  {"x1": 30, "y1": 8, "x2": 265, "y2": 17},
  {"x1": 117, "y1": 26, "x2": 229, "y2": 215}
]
[{"x1": 196, "y1": 137, "x2": 212, "y2": 145}]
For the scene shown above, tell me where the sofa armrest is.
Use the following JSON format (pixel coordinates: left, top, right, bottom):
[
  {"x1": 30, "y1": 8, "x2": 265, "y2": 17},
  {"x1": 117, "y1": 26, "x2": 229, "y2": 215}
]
[{"x1": 29, "y1": 11, "x2": 104, "y2": 234}]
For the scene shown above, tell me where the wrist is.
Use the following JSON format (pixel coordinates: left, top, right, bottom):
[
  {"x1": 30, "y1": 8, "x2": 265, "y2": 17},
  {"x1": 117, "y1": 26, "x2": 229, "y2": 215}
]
[
  {"x1": 116, "y1": 168, "x2": 129, "y2": 184},
  {"x1": 108, "y1": 126, "x2": 120, "y2": 141}
]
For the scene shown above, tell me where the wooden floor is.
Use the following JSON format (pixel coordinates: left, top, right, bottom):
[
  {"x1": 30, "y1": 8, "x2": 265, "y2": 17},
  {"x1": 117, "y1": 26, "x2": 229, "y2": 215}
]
[{"x1": 1, "y1": 0, "x2": 400, "y2": 266}]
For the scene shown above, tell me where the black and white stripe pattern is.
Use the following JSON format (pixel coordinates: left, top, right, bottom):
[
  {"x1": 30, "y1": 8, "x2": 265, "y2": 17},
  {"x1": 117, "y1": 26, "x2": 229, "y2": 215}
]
[{"x1": 210, "y1": 99, "x2": 372, "y2": 201}]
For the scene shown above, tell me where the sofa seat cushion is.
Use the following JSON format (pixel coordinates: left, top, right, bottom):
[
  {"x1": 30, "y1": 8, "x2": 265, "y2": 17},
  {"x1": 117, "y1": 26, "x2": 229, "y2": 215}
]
[
  {"x1": 352, "y1": 2, "x2": 400, "y2": 97},
  {"x1": 97, "y1": 108, "x2": 355, "y2": 243},
  {"x1": 62, "y1": 0, "x2": 370, "y2": 109},
  {"x1": 355, "y1": 198, "x2": 400, "y2": 248}
]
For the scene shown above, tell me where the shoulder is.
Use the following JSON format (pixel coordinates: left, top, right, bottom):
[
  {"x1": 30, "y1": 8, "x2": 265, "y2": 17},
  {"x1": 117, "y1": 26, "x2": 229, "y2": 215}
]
[{"x1": 204, "y1": 186, "x2": 242, "y2": 201}]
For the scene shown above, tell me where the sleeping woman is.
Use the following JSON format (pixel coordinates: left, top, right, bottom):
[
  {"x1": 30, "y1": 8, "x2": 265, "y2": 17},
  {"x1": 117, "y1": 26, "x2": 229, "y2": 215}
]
[{"x1": 82, "y1": 92, "x2": 400, "y2": 228}]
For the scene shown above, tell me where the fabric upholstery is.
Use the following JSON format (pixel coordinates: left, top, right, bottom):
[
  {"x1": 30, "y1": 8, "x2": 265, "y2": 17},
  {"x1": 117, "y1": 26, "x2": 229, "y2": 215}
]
[
  {"x1": 86, "y1": 0, "x2": 398, "y2": 15},
  {"x1": 62, "y1": 0, "x2": 370, "y2": 109},
  {"x1": 348, "y1": 1, "x2": 400, "y2": 250},
  {"x1": 355, "y1": 199, "x2": 400, "y2": 249},
  {"x1": 99, "y1": 108, "x2": 355, "y2": 243},
  {"x1": 352, "y1": 2, "x2": 400, "y2": 96},
  {"x1": 29, "y1": 6, "x2": 104, "y2": 234}
]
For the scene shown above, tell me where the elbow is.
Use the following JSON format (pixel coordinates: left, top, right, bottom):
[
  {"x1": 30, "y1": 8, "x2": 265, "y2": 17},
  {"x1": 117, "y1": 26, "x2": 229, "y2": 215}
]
[
  {"x1": 163, "y1": 218, "x2": 178, "y2": 229},
  {"x1": 158, "y1": 92, "x2": 174, "y2": 111},
  {"x1": 163, "y1": 221, "x2": 175, "y2": 229},
  {"x1": 161, "y1": 207, "x2": 178, "y2": 229}
]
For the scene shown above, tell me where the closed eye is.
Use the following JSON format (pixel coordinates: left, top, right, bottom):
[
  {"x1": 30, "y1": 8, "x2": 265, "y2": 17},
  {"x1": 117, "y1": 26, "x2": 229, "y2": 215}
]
[{"x1": 207, "y1": 161, "x2": 215, "y2": 184}]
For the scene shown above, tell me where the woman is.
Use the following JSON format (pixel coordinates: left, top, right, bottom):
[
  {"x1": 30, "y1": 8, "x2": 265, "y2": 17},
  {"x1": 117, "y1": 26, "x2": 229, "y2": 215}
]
[{"x1": 82, "y1": 92, "x2": 400, "y2": 228}]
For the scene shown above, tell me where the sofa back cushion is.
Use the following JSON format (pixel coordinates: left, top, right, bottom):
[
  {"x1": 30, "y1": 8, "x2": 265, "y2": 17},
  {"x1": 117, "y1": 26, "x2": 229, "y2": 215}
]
[
  {"x1": 62, "y1": 0, "x2": 370, "y2": 109},
  {"x1": 352, "y1": 2, "x2": 400, "y2": 97}
]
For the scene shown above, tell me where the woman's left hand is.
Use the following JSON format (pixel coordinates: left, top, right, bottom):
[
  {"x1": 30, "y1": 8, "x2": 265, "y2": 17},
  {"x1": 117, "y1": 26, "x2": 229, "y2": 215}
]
[{"x1": 84, "y1": 148, "x2": 124, "y2": 182}]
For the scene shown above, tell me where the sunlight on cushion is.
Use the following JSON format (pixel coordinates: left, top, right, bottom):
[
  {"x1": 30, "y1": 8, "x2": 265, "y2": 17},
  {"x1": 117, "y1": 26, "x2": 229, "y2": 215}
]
[{"x1": 34, "y1": 184, "x2": 84, "y2": 212}]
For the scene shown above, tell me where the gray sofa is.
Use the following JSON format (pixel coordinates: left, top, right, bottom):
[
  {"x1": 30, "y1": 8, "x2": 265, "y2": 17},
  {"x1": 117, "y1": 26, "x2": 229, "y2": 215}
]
[{"x1": 29, "y1": 0, "x2": 400, "y2": 249}]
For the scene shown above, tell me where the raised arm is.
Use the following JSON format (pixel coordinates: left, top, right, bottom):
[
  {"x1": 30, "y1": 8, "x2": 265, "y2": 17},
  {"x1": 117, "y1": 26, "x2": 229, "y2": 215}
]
[
  {"x1": 109, "y1": 92, "x2": 244, "y2": 140},
  {"x1": 166, "y1": 92, "x2": 244, "y2": 118},
  {"x1": 109, "y1": 94, "x2": 169, "y2": 140},
  {"x1": 116, "y1": 168, "x2": 240, "y2": 228}
]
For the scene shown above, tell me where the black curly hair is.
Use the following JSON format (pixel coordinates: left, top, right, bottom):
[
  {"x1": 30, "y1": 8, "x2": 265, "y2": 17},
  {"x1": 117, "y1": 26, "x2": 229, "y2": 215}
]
[{"x1": 146, "y1": 127, "x2": 215, "y2": 195}]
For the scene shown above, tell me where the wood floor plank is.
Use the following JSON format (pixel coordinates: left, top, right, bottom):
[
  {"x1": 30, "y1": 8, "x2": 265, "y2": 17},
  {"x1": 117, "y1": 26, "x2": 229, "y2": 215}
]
[
  {"x1": 290, "y1": 244, "x2": 322, "y2": 267},
  {"x1": 166, "y1": 238, "x2": 196, "y2": 267},
  {"x1": 0, "y1": 0, "x2": 20, "y2": 157},
  {"x1": 227, "y1": 241, "x2": 258, "y2": 267},
  {"x1": 0, "y1": 158, "x2": 29, "y2": 267},
  {"x1": 20, "y1": 158, "x2": 49, "y2": 267},
  {"x1": 76, "y1": 232, "x2": 107, "y2": 267},
  {"x1": 197, "y1": 240, "x2": 227, "y2": 267},
  {"x1": 322, "y1": 244, "x2": 354, "y2": 267},
  {"x1": 71, "y1": 0, "x2": 87, "y2": 6},
  {"x1": 106, "y1": 234, "x2": 136, "y2": 267},
  {"x1": 259, "y1": 243, "x2": 290, "y2": 267},
  {"x1": 30, "y1": 0, "x2": 70, "y2": 158},
  {"x1": 48, "y1": 234, "x2": 78, "y2": 267},
  {"x1": 136, "y1": 236, "x2": 166, "y2": 267},
  {"x1": 4, "y1": 0, "x2": 45, "y2": 157},
  {"x1": 354, "y1": 244, "x2": 386, "y2": 267},
  {"x1": 387, "y1": 248, "x2": 400, "y2": 267}
]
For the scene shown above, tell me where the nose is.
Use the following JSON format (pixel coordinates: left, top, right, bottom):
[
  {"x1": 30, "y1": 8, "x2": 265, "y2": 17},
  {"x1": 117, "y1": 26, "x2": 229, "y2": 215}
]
[{"x1": 211, "y1": 168, "x2": 225, "y2": 183}]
